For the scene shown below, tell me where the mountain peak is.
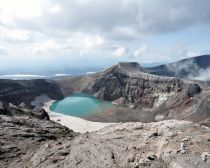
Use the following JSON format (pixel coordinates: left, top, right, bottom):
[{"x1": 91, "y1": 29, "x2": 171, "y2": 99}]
[
  {"x1": 117, "y1": 62, "x2": 144, "y2": 71},
  {"x1": 104, "y1": 62, "x2": 145, "y2": 77}
]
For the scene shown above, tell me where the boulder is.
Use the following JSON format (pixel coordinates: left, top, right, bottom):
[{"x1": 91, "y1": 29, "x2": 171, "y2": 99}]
[{"x1": 187, "y1": 84, "x2": 201, "y2": 97}]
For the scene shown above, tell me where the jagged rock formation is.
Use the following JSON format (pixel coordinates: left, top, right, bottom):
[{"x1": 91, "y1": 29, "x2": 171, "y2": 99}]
[
  {"x1": 0, "y1": 101, "x2": 50, "y2": 120},
  {"x1": 58, "y1": 62, "x2": 189, "y2": 105},
  {"x1": 145, "y1": 55, "x2": 210, "y2": 80},
  {"x1": 83, "y1": 62, "x2": 186, "y2": 104},
  {"x1": 1, "y1": 115, "x2": 210, "y2": 168},
  {"x1": 57, "y1": 62, "x2": 210, "y2": 125},
  {"x1": 0, "y1": 79, "x2": 64, "y2": 107}
]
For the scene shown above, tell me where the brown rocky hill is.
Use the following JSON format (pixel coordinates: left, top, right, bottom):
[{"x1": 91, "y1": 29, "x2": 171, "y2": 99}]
[
  {"x1": 1, "y1": 115, "x2": 210, "y2": 168},
  {"x1": 56, "y1": 62, "x2": 210, "y2": 125}
]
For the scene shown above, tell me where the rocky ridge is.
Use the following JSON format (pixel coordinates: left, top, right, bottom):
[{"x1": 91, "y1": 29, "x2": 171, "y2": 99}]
[
  {"x1": 57, "y1": 62, "x2": 210, "y2": 125},
  {"x1": 145, "y1": 55, "x2": 210, "y2": 79},
  {"x1": 1, "y1": 115, "x2": 210, "y2": 168}
]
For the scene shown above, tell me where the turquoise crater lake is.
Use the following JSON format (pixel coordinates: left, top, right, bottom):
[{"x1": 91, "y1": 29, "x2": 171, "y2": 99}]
[{"x1": 50, "y1": 93, "x2": 113, "y2": 117}]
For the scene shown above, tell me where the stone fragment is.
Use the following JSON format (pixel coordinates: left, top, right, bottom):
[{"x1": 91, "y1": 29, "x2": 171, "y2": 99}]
[{"x1": 201, "y1": 152, "x2": 210, "y2": 162}]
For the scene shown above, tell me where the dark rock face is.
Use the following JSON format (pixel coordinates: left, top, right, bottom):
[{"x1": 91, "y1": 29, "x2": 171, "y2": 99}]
[
  {"x1": 38, "y1": 108, "x2": 50, "y2": 120},
  {"x1": 0, "y1": 79, "x2": 64, "y2": 107},
  {"x1": 187, "y1": 84, "x2": 202, "y2": 97},
  {"x1": 0, "y1": 115, "x2": 76, "y2": 168},
  {"x1": 0, "y1": 101, "x2": 6, "y2": 115},
  {"x1": 0, "y1": 101, "x2": 50, "y2": 120},
  {"x1": 84, "y1": 63, "x2": 185, "y2": 108}
]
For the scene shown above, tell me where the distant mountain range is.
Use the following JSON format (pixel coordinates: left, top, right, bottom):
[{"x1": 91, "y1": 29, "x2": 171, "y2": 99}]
[
  {"x1": 145, "y1": 55, "x2": 210, "y2": 81},
  {"x1": 1, "y1": 55, "x2": 210, "y2": 81},
  {"x1": 0, "y1": 66, "x2": 103, "y2": 79}
]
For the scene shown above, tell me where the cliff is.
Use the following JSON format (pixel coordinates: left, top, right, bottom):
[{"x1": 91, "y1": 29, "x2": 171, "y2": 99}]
[
  {"x1": 57, "y1": 62, "x2": 210, "y2": 125},
  {"x1": 0, "y1": 79, "x2": 64, "y2": 107}
]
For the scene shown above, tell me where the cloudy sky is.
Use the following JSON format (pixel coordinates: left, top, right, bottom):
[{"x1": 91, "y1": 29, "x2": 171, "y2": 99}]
[{"x1": 0, "y1": 0, "x2": 210, "y2": 72}]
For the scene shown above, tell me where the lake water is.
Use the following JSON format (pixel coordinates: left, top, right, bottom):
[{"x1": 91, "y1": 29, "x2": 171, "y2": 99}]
[{"x1": 50, "y1": 93, "x2": 113, "y2": 117}]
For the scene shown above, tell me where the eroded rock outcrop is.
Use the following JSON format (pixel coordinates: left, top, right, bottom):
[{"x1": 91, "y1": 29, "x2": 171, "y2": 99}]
[
  {"x1": 0, "y1": 101, "x2": 50, "y2": 120},
  {"x1": 28, "y1": 120, "x2": 210, "y2": 168},
  {"x1": 57, "y1": 62, "x2": 210, "y2": 125},
  {"x1": 1, "y1": 116, "x2": 210, "y2": 168},
  {"x1": 84, "y1": 62, "x2": 185, "y2": 108},
  {"x1": 0, "y1": 115, "x2": 76, "y2": 168}
]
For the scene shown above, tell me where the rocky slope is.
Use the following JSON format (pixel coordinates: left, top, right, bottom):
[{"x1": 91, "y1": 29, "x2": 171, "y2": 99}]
[
  {"x1": 56, "y1": 62, "x2": 210, "y2": 126},
  {"x1": 146, "y1": 55, "x2": 210, "y2": 80},
  {"x1": 0, "y1": 79, "x2": 64, "y2": 107},
  {"x1": 1, "y1": 115, "x2": 210, "y2": 168},
  {"x1": 0, "y1": 115, "x2": 76, "y2": 168}
]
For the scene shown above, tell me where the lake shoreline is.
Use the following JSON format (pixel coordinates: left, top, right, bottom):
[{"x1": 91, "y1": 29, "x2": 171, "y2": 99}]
[
  {"x1": 43, "y1": 100, "x2": 115, "y2": 133},
  {"x1": 50, "y1": 93, "x2": 113, "y2": 118}
]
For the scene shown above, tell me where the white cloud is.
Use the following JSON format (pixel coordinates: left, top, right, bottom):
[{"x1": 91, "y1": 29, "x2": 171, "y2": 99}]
[
  {"x1": 189, "y1": 68, "x2": 210, "y2": 81},
  {"x1": 1, "y1": 0, "x2": 210, "y2": 37},
  {"x1": 186, "y1": 51, "x2": 205, "y2": 58},
  {"x1": 25, "y1": 33, "x2": 106, "y2": 57},
  {"x1": 133, "y1": 44, "x2": 149, "y2": 58},
  {"x1": 111, "y1": 26, "x2": 139, "y2": 41},
  {"x1": 27, "y1": 39, "x2": 61, "y2": 55},
  {"x1": 0, "y1": 0, "x2": 210, "y2": 69},
  {"x1": 0, "y1": 26, "x2": 32, "y2": 42},
  {"x1": 0, "y1": 0, "x2": 44, "y2": 24},
  {"x1": 48, "y1": 5, "x2": 61, "y2": 14},
  {"x1": 16, "y1": 0, "x2": 210, "y2": 36},
  {"x1": 112, "y1": 47, "x2": 126, "y2": 57},
  {"x1": 83, "y1": 35, "x2": 104, "y2": 48}
]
